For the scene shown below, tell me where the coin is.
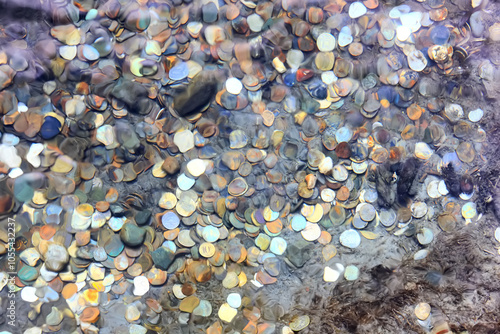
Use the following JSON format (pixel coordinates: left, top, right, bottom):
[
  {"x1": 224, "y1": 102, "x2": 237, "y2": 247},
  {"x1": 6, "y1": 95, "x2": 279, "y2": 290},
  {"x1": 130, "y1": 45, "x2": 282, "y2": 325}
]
[
  {"x1": 339, "y1": 229, "x2": 361, "y2": 248},
  {"x1": 415, "y1": 302, "x2": 431, "y2": 320},
  {"x1": 290, "y1": 315, "x2": 310, "y2": 331}
]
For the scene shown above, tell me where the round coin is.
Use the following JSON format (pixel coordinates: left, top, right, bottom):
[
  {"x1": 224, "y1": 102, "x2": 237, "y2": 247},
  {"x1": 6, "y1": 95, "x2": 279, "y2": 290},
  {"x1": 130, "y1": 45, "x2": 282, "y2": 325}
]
[
  {"x1": 290, "y1": 315, "x2": 310, "y2": 331},
  {"x1": 339, "y1": 229, "x2": 361, "y2": 248}
]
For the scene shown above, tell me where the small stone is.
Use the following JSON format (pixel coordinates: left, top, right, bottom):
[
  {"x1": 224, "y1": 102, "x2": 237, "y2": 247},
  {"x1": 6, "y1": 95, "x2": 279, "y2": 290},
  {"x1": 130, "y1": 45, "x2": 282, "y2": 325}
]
[
  {"x1": 60, "y1": 45, "x2": 77, "y2": 60},
  {"x1": 120, "y1": 223, "x2": 146, "y2": 247},
  {"x1": 0, "y1": 144, "x2": 22, "y2": 169},
  {"x1": 222, "y1": 272, "x2": 239, "y2": 289},
  {"x1": 470, "y1": 11, "x2": 485, "y2": 38},
  {"x1": 65, "y1": 98, "x2": 86, "y2": 117},
  {"x1": 338, "y1": 26, "x2": 353, "y2": 47},
  {"x1": 193, "y1": 300, "x2": 212, "y2": 317},
  {"x1": 96, "y1": 125, "x2": 116, "y2": 147},
  {"x1": 202, "y1": 2, "x2": 218, "y2": 23},
  {"x1": 162, "y1": 156, "x2": 180, "y2": 174},
  {"x1": 204, "y1": 25, "x2": 225, "y2": 45},
  {"x1": 186, "y1": 159, "x2": 206, "y2": 177},
  {"x1": 414, "y1": 249, "x2": 430, "y2": 260},
  {"x1": 45, "y1": 243, "x2": 69, "y2": 272},
  {"x1": 286, "y1": 240, "x2": 311, "y2": 268},
  {"x1": 489, "y1": 23, "x2": 500, "y2": 41},
  {"x1": 344, "y1": 265, "x2": 359, "y2": 281},
  {"x1": 151, "y1": 247, "x2": 175, "y2": 271},
  {"x1": 21, "y1": 286, "x2": 39, "y2": 302},
  {"x1": 81, "y1": 45, "x2": 99, "y2": 61}
]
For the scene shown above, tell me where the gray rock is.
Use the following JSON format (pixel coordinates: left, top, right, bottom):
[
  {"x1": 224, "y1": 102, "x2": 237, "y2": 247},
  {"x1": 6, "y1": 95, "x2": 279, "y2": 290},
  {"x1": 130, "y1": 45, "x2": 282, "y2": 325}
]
[
  {"x1": 151, "y1": 247, "x2": 175, "y2": 271},
  {"x1": 173, "y1": 72, "x2": 219, "y2": 117},
  {"x1": 119, "y1": 223, "x2": 146, "y2": 247},
  {"x1": 286, "y1": 240, "x2": 312, "y2": 268},
  {"x1": 45, "y1": 243, "x2": 69, "y2": 272}
]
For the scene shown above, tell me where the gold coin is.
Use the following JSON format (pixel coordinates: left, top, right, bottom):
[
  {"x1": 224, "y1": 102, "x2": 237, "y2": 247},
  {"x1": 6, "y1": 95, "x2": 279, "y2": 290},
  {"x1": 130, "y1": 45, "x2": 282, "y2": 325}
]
[
  {"x1": 414, "y1": 302, "x2": 431, "y2": 320},
  {"x1": 262, "y1": 110, "x2": 275, "y2": 126},
  {"x1": 307, "y1": 204, "x2": 323, "y2": 223},
  {"x1": 290, "y1": 315, "x2": 310, "y2": 331},
  {"x1": 159, "y1": 192, "x2": 177, "y2": 210},
  {"x1": 199, "y1": 242, "x2": 216, "y2": 258}
]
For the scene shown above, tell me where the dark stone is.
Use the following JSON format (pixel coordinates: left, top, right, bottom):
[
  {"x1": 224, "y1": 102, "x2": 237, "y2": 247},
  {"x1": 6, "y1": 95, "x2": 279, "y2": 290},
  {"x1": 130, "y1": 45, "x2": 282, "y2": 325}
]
[
  {"x1": 395, "y1": 158, "x2": 420, "y2": 204},
  {"x1": 135, "y1": 210, "x2": 152, "y2": 225},
  {"x1": 151, "y1": 247, "x2": 175, "y2": 271},
  {"x1": 109, "y1": 204, "x2": 126, "y2": 216},
  {"x1": 119, "y1": 223, "x2": 146, "y2": 247},
  {"x1": 286, "y1": 240, "x2": 311, "y2": 268},
  {"x1": 162, "y1": 156, "x2": 180, "y2": 174},
  {"x1": 442, "y1": 163, "x2": 461, "y2": 197},
  {"x1": 173, "y1": 72, "x2": 219, "y2": 117},
  {"x1": 460, "y1": 174, "x2": 474, "y2": 195},
  {"x1": 110, "y1": 79, "x2": 149, "y2": 113},
  {"x1": 104, "y1": 234, "x2": 124, "y2": 257}
]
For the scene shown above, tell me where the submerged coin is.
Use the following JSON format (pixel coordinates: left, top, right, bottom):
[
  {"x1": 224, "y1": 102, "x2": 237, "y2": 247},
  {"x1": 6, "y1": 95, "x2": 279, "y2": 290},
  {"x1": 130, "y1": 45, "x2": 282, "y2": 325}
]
[
  {"x1": 290, "y1": 315, "x2": 310, "y2": 331},
  {"x1": 417, "y1": 228, "x2": 434, "y2": 245},
  {"x1": 344, "y1": 265, "x2": 359, "y2": 281},
  {"x1": 339, "y1": 230, "x2": 361, "y2": 248},
  {"x1": 301, "y1": 222, "x2": 321, "y2": 241},
  {"x1": 415, "y1": 303, "x2": 431, "y2": 320},
  {"x1": 461, "y1": 202, "x2": 477, "y2": 219}
]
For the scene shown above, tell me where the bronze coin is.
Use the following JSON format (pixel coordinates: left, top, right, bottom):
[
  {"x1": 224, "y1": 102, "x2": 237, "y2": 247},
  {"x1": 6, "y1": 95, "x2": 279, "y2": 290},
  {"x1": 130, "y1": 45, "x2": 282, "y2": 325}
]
[
  {"x1": 336, "y1": 186, "x2": 350, "y2": 201},
  {"x1": 335, "y1": 142, "x2": 351, "y2": 159},
  {"x1": 397, "y1": 207, "x2": 412, "y2": 223}
]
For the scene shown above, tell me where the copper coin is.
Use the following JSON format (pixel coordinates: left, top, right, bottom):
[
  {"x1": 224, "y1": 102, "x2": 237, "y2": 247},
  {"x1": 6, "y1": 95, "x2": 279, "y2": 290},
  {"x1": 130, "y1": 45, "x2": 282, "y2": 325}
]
[
  {"x1": 228, "y1": 177, "x2": 248, "y2": 196},
  {"x1": 407, "y1": 103, "x2": 423, "y2": 121},
  {"x1": 96, "y1": 201, "x2": 110, "y2": 212},
  {"x1": 372, "y1": 147, "x2": 389, "y2": 163},
  {"x1": 335, "y1": 142, "x2": 351, "y2": 159},
  {"x1": 397, "y1": 207, "x2": 412, "y2": 223},
  {"x1": 40, "y1": 224, "x2": 56, "y2": 240},
  {"x1": 437, "y1": 213, "x2": 456, "y2": 232},
  {"x1": 336, "y1": 186, "x2": 350, "y2": 201}
]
